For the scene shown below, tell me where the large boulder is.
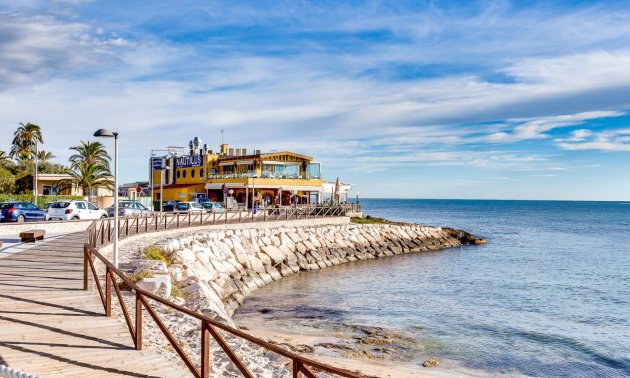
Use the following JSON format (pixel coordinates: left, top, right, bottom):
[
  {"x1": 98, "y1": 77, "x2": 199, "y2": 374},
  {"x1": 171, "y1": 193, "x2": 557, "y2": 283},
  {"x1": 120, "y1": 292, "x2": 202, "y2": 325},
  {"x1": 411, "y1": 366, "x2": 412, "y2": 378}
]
[
  {"x1": 261, "y1": 245, "x2": 285, "y2": 265},
  {"x1": 136, "y1": 275, "x2": 171, "y2": 298},
  {"x1": 131, "y1": 259, "x2": 168, "y2": 276}
]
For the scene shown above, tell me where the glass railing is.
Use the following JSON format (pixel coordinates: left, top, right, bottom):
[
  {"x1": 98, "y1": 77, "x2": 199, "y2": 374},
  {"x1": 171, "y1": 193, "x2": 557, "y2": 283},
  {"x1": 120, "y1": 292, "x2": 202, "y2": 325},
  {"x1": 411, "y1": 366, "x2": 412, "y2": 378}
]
[{"x1": 208, "y1": 173, "x2": 321, "y2": 180}]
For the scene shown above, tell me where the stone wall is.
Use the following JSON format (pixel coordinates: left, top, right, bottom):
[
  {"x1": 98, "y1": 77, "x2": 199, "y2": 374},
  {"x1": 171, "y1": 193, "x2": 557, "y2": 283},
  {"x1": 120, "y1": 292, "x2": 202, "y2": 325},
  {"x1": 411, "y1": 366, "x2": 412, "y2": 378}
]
[{"x1": 120, "y1": 219, "x2": 483, "y2": 326}]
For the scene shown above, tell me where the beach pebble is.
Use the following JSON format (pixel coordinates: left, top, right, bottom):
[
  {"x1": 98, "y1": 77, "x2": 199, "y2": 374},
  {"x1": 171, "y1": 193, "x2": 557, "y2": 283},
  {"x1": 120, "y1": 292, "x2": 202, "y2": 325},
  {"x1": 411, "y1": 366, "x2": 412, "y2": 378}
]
[{"x1": 422, "y1": 358, "x2": 439, "y2": 367}]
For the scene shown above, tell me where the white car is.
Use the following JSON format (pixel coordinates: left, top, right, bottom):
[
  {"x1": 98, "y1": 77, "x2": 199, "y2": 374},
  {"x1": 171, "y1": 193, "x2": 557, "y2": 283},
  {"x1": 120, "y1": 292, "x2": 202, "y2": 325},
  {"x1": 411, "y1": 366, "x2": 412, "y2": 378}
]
[{"x1": 47, "y1": 200, "x2": 108, "y2": 221}]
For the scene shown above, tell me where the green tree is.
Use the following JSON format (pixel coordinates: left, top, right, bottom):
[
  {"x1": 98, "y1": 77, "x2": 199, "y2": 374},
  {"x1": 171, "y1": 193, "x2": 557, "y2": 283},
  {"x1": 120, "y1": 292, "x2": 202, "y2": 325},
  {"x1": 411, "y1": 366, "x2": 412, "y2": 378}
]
[
  {"x1": 10, "y1": 122, "x2": 43, "y2": 162},
  {"x1": 0, "y1": 166, "x2": 15, "y2": 193},
  {"x1": 58, "y1": 141, "x2": 113, "y2": 196},
  {"x1": 0, "y1": 151, "x2": 12, "y2": 168}
]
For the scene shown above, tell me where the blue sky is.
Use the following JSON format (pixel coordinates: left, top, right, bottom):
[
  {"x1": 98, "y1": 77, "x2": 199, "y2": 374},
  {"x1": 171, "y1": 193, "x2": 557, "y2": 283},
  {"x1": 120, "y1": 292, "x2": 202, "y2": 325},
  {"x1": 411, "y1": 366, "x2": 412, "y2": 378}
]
[{"x1": 1, "y1": 0, "x2": 630, "y2": 200}]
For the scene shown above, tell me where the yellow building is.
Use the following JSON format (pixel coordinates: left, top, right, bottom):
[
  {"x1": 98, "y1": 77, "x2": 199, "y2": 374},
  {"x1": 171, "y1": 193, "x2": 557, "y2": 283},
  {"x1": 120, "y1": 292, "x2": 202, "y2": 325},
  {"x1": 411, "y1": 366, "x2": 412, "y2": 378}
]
[{"x1": 151, "y1": 142, "x2": 323, "y2": 207}]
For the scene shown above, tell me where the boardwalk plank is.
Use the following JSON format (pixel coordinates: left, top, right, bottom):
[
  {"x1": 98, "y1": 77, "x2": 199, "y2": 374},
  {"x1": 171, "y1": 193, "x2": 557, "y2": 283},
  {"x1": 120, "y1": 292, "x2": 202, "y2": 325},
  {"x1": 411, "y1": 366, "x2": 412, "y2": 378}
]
[{"x1": 0, "y1": 233, "x2": 187, "y2": 377}]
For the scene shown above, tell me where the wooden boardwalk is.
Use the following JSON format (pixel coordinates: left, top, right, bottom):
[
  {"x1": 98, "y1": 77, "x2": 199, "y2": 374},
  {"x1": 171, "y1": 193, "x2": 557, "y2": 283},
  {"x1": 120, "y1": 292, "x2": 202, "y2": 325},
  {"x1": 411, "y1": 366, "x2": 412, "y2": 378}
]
[{"x1": 0, "y1": 232, "x2": 186, "y2": 378}]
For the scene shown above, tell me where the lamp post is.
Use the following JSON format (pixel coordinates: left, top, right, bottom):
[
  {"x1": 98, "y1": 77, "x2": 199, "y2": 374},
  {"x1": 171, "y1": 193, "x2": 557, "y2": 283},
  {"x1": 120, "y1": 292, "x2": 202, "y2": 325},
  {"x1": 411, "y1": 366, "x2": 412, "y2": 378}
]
[
  {"x1": 160, "y1": 165, "x2": 170, "y2": 213},
  {"x1": 150, "y1": 151, "x2": 155, "y2": 211},
  {"x1": 34, "y1": 140, "x2": 38, "y2": 205},
  {"x1": 93, "y1": 129, "x2": 119, "y2": 268}
]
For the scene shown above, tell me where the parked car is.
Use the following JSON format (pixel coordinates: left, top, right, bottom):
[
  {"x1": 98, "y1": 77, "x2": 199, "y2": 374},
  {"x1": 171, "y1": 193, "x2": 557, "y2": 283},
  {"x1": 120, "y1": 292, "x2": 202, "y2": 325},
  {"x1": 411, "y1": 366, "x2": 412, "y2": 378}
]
[
  {"x1": 161, "y1": 200, "x2": 181, "y2": 212},
  {"x1": 46, "y1": 200, "x2": 108, "y2": 221},
  {"x1": 173, "y1": 202, "x2": 205, "y2": 214},
  {"x1": 106, "y1": 201, "x2": 153, "y2": 217},
  {"x1": 200, "y1": 201, "x2": 225, "y2": 213},
  {"x1": 0, "y1": 202, "x2": 48, "y2": 222}
]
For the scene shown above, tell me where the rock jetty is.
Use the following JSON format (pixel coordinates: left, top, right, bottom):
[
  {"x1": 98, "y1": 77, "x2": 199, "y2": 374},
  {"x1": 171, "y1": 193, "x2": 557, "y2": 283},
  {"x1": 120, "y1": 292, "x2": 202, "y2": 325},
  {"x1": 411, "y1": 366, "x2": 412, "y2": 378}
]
[{"x1": 123, "y1": 221, "x2": 485, "y2": 326}]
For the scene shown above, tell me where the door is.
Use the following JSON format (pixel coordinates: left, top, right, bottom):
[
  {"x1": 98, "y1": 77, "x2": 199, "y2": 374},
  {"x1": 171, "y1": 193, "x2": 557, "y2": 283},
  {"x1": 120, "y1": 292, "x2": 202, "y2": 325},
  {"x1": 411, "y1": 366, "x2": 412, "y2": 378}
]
[
  {"x1": 27, "y1": 203, "x2": 45, "y2": 221},
  {"x1": 87, "y1": 202, "x2": 100, "y2": 218},
  {"x1": 75, "y1": 201, "x2": 87, "y2": 219}
]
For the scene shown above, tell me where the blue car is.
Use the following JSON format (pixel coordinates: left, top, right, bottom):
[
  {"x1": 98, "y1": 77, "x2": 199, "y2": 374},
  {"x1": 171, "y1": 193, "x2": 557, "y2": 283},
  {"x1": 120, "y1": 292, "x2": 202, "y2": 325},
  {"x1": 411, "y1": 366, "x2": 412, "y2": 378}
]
[{"x1": 0, "y1": 202, "x2": 48, "y2": 222}]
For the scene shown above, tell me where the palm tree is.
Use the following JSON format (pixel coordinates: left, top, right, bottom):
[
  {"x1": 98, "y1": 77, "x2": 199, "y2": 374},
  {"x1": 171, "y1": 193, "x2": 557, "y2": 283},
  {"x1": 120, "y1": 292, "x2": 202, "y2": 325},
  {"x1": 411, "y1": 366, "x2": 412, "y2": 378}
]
[
  {"x1": 57, "y1": 141, "x2": 113, "y2": 196},
  {"x1": 10, "y1": 122, "x2": 43, "y2": 161},
  {"x1": 69, "y1": 141, "x2": 110, "y2": 171},
  {"x1": 37, "y1": 150, "x2": 56, "y2": 164}
]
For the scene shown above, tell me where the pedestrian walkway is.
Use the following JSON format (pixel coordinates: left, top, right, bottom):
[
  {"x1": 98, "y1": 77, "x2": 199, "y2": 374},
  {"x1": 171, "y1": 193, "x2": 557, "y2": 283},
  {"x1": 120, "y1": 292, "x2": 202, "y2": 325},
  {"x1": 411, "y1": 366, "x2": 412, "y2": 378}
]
[{"x1": 0, "y1": 233, "x2": 186, "y2": 377}]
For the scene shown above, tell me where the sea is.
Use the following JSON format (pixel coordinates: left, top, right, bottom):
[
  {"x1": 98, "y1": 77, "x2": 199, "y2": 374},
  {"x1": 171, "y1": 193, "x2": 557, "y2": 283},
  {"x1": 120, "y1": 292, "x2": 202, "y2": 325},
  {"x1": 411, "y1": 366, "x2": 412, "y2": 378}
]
[{"x1": 234, "y1": 199, "x2": 630, "y2": 377}]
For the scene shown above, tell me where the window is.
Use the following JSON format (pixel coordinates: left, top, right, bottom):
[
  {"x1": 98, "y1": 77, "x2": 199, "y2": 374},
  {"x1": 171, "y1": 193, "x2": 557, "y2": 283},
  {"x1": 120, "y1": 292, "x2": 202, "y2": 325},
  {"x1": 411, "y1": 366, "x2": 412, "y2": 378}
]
[
  {"x1": 87, "y1": 203, "x2": 97, "y2": 210},
  {"x1": 200, "y1": 169, "x2": 204, "y2": 178},
  {"x1": 26, "y1": 203, "x2": 38, "y2": 209},
  {"x1": 51, "y1": 202, "x2": 70, "y2": 208},
  {"x1": 75, "y1": 202, "x2": 86, "y2": 209},
  {"x1": 183, "y1": 170, "x2": 187, "y2": 178},
  {"x1": 177, "y1": 170, "x2": 181, "y2": 179},
  {"x1": 43, "y1": 185, "x2": 52, "y2": 195},
  {"x1": 191, "y1": 169, "x2": 196, "y2": 178}
]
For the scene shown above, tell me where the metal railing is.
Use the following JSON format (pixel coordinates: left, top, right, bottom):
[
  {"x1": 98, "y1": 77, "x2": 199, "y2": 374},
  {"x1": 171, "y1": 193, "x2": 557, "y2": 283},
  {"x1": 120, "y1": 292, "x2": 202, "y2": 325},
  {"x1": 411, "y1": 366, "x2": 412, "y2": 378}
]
[{"x1": 83, "y1": 205, "x2": 363, "y2": 378}]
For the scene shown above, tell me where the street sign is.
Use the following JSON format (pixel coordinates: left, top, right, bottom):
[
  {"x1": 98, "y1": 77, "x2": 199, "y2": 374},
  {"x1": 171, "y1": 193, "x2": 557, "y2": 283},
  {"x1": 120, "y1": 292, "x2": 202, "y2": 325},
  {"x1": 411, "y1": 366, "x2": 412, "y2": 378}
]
[
  {"x1": 136, "y1": 187, "x2": 142, "y2": 194},
  {"x1": 152, "y1": 158, "x2": 162, "y2": 170}
]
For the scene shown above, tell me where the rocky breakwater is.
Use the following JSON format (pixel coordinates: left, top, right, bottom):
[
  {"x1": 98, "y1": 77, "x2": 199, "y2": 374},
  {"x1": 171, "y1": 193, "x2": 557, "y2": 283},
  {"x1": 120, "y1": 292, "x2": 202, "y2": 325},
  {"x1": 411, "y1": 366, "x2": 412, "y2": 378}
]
[
  {"x1": 125, "y1": 222, "x2": 485, "y2": 326},
  {"x1": 113, "y1": 221, "x2": 484, "y2": 376}
]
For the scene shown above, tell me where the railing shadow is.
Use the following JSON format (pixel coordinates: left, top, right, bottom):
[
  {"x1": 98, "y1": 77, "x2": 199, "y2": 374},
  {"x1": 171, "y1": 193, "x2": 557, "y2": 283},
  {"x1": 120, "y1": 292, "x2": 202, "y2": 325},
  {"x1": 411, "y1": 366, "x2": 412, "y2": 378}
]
[{"x1": 84, "y1": 205, "x2": 364, "y2": 378}]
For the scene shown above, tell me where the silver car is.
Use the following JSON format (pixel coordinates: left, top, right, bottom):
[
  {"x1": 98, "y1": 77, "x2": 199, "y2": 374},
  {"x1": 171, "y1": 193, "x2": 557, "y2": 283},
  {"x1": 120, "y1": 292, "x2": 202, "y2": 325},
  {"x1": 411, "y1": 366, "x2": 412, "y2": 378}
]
[
  {"x1": 173, "y1": 202, "x2": 205, "y2": 214},
  {"x1": 106, "y1": 201, "x2": 153, "y2": 217}
]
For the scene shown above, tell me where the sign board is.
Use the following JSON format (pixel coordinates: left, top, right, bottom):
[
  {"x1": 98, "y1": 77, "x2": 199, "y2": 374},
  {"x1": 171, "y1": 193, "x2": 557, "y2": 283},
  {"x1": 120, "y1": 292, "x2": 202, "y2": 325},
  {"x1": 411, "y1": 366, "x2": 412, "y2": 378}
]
[
  {"x1": 136, "y1": 187, "x2": 142, "y2": 194},
  {"x1": 177, "y1": 192, "x2": 186, "y2": 198},
  {"x1": 152, "y1": 158, "x2": 162, "y2": 170},
  {"x1": 175, "y1": 155, "x2": 202, "y2": 168}
]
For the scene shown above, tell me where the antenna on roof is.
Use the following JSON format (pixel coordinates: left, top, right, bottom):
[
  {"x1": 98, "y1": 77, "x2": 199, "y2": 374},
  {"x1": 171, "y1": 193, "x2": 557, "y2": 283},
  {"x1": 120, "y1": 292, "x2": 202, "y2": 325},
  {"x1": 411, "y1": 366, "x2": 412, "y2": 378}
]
[{"x1": 221, "y1": 129, "x2": 224, "y2": 145}]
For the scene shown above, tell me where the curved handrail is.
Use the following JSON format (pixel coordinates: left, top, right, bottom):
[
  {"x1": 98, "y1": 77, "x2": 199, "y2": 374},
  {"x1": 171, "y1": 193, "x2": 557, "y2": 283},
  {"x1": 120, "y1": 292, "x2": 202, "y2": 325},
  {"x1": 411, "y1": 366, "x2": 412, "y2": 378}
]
[{"x1": 84, "y1": 205, "x2": 364, "y2": 378}]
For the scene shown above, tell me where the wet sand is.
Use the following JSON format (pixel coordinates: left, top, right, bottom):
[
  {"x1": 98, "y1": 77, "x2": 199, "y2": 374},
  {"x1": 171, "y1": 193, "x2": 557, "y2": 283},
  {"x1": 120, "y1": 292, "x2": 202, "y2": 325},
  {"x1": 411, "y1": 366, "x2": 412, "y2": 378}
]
[{"x1": 236, "y1": 317, "x2": 472, "y2": 378}]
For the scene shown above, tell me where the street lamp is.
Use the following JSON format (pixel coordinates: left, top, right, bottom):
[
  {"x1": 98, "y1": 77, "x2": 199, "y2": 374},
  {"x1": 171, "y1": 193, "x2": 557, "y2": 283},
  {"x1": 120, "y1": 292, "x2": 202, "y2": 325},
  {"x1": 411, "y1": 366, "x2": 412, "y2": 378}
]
[
  {"x1": 34, "y1": 140, "x2": 38, "y2": 205},
  {"x1": 93, "y1": 128, "x2": 119, "y2": 268},
  {"x1": 160, "y1": 165, "x2": 170, "y2": 213}
]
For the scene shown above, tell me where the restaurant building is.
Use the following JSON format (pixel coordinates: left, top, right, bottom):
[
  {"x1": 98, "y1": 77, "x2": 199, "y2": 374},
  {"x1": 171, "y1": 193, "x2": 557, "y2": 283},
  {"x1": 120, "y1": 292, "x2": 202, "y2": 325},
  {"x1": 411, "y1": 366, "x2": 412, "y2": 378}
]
[{"x1": 151, "y1": 139, "x2": 324, "y2": 207}]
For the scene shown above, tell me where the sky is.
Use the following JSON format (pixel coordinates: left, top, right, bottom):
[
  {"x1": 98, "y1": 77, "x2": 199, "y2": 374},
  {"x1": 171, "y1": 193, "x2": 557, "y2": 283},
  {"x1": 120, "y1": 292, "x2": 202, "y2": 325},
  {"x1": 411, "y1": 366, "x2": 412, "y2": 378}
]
[{"x1": 1, "y1": 0, "x2": 630, "y2": 200}]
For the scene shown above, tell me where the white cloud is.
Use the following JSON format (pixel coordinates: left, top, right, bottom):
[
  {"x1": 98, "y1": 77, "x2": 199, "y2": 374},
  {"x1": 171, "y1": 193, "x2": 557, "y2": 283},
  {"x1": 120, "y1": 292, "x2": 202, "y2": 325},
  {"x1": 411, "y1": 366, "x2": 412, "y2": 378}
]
[
  {"x1": 486, "y1": 111, "x2": 623, "y2": 142},
  {"x1": 0, "y1": 12, "x2": 125, "y2": 89}
]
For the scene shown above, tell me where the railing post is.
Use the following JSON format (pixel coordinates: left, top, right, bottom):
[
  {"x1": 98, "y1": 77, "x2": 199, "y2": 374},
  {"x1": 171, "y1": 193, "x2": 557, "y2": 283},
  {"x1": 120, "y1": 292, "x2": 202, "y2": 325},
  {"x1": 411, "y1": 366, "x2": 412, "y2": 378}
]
[
  {"x1": 188, "y1": 212, "x2": 192, "y2": 227},
  {"x1": 292, "y1": 360, "x2": 303, "y2": 378},
  {"x1": 176, "y1": 213, "x2": 180, "y2": 227},
  {"x1": 125, "y1": 217, "x2": 130, "y2": 235},
  {"x1": 105, "y1": 267, "x2": 112, "y2": 317},
  {"x1": 201, "y1": 320, "x2": 210, "y2": 378},
  {"x1": 224, "y1": 210, "x2": 228, "y2": 224},
  {"x1": 83, "y1": 245, "x2": 89, "y2": 290},
  {"x1": 135, "y1": 292, "x2": 143, "y2": 350}
]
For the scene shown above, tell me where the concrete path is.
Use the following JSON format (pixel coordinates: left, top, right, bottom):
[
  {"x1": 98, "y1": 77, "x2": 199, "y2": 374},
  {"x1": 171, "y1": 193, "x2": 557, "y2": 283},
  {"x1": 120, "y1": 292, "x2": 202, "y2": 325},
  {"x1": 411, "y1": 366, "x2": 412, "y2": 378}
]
[{"x1": 0, "y1": 233, "x2": 186, "y2": 377}]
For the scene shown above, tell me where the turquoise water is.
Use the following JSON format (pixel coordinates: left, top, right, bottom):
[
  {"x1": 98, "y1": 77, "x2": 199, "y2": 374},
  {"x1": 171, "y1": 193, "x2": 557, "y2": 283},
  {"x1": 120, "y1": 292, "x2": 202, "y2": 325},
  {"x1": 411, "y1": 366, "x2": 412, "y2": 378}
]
[{"x1": 236, "y1": 199, "x2": 630, "y2": 377}]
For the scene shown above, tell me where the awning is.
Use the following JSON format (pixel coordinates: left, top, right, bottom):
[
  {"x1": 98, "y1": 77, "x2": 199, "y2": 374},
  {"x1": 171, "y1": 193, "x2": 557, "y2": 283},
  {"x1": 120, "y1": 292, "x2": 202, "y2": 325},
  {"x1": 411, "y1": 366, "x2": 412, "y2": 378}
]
[{"x1": 205, "y1": 183, "x2": 246, "y2": 189}]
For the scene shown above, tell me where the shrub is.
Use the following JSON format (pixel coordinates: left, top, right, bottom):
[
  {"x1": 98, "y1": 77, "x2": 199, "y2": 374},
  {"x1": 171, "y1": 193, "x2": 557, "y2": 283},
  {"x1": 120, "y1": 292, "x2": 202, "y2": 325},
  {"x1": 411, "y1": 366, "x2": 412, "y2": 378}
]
[
  {"x1": 129, "y1": 270, "x2": 154, "y2": 282},
  {"x1": 143, "y1": 245, "x2": 173, "y2": 266},
  {"x1": 170, "y1": 284, "x2": 186, "y2": 299},
  {"x1": 350, "y1": 215, "x2": 408, "y2": 225},
  {"x1": 0, "y1": 194, "x2": 84, "y2": 208}
]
